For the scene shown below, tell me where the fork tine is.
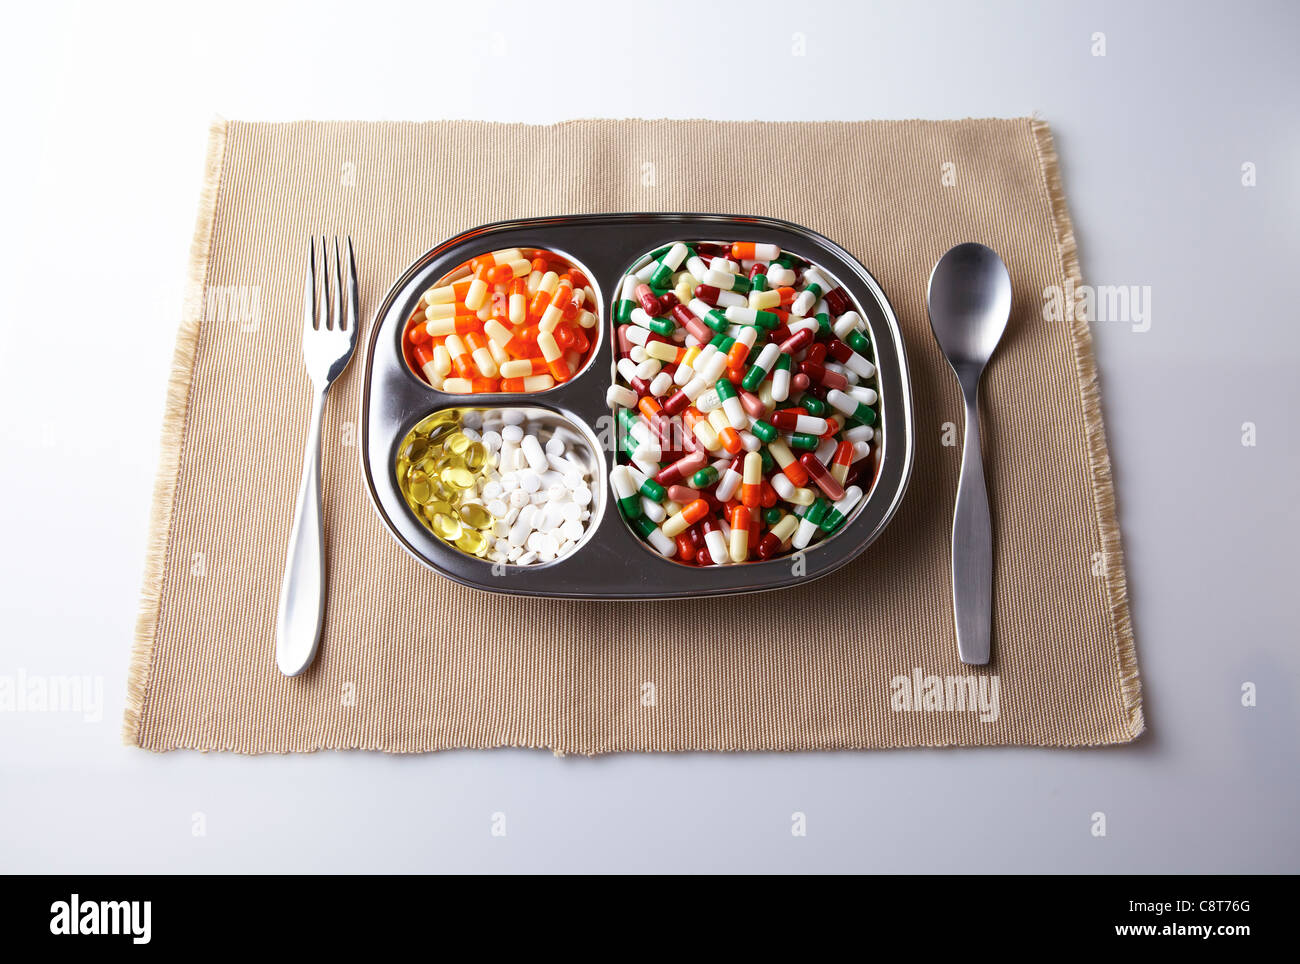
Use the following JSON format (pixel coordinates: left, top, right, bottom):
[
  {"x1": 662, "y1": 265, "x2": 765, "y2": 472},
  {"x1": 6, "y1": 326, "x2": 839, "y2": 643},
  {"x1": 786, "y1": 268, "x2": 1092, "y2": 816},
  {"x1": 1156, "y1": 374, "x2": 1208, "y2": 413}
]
[
  {"x1": 319, "y1": 235, "x2": 332, "y2": 330},
  {"x1": 305, "y1": 236, "x2": 317, "y2": 331},
  {"x1": 333, "y1": 236, "x2": 344, "y2": 330},
  {"x1": 344, "y1": 236, "x2": 358, "y2": 338}
]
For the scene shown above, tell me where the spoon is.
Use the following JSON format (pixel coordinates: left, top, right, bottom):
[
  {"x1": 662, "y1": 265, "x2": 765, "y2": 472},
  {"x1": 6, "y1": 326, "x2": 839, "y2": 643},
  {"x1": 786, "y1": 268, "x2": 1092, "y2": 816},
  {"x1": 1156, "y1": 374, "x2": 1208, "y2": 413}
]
[{"x1": 926, "y1": 243, "x2": 1012, "y2": 665}]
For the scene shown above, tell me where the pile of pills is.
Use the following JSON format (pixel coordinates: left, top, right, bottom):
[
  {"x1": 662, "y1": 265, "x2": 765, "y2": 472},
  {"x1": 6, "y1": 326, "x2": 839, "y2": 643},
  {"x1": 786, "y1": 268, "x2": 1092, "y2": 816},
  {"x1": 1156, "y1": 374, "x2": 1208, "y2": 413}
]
[
  {"x1": 396, "y1": 408, "x2": 594, "y2": 566},
  {"x1": 402, "y1": 248, "x2": 599, "y2": 394},
  {"x1": 607, "y1": 241, "x2": 878, "y2": 565}
]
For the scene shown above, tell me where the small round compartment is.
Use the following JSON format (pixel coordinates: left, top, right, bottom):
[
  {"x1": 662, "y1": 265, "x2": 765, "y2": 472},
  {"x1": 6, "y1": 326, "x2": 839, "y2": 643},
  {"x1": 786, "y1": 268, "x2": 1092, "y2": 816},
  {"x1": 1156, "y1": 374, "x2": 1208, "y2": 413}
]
[
  {"x1": 399, "y1": 246, "x2": 603, "y2": 396},
  {"x1": 394, "y1": 405, "x2": 605, "y2": 568}
]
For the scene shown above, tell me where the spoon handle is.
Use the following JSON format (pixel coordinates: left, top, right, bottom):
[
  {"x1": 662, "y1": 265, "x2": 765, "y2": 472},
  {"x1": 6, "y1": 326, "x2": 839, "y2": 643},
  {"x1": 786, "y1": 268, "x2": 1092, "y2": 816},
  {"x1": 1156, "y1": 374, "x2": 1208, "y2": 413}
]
[{"x1": 952, "y1": 372, "x2": 992, "y2": 665}]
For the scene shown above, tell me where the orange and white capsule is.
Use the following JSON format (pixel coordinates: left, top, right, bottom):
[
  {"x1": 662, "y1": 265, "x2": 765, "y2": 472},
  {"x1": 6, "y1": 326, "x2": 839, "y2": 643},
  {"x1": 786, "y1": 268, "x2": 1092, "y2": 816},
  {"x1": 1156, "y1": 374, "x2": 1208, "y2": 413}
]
[
  {"x1": 741, "y1": 451, "x2": 763, "y2": 508},
  {"x1": 508, "y1": 279, "x2": 527, "y2": 325},
  {"x1": 501, "y1": 374, "x2": 555, "y2": 393},
  {"x1": 463, "y1": 331, "x2": 498, "y2": 378},
  {"x1": 499, "y1": 357, "x2": 548, "y2": 379},
  {"x1": 729, "y1": 505, "x2": 751, "y2": 562},
  {"x1": 537, "y1": 330, "x2": 571, "y2": 382},
  {"x1": 444, "y1": 334, "x2": 474, "y2": 379},
  {"x1": 730, "y1": 242, "x2": 781, "y2": 262},
  {"x1": 463, "y1": 269, "x2": 490, "y2": 311}
]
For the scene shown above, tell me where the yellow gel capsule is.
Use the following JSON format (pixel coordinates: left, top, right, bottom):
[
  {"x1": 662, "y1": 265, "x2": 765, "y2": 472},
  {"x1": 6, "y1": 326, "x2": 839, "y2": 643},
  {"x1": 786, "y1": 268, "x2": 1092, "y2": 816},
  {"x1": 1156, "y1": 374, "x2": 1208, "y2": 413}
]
[
  {"x1": 407, "y1": 470, "x2": 432, "y2": 504},
  {"x1": 459, "y1": 503, "x2": 493, "y2": 529},
  {"x1": 432, "y1": 513, "x2": 462, "y2": 541},
  {"x1": 441, "y1": 466, "x2": 475, "y2": 489},
  {"x1": 406, "y1": 437, "x2": 429, "y2": 462},
  {"x1": 463, "y1": 441, "x2": 488, "y2": 471},
  {"x1": 455, "y1": 529, "x2": 488, "y2": 556},
  {"x1": 424, "y1": 500, "x2": 454, "y2": 520},
  {"x1": 444, "y1": 432, "x2": 471, "y2": 456},
  {"x1": 432, "y1": 478, "x2": 461, "y2": 503}
]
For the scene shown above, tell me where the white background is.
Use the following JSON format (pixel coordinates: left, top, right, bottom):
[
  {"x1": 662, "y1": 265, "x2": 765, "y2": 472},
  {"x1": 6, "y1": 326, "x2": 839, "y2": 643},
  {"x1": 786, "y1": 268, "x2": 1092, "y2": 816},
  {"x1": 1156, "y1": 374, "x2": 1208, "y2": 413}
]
[{"x1": 1, "y1": 0, "x2": 1297, "y2": 872}]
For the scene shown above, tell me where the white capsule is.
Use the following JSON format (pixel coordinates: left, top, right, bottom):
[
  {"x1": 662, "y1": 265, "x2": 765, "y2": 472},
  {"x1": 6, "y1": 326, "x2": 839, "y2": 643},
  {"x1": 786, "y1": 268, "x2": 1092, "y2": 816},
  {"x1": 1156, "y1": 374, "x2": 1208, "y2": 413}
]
[
  {"x1": 715, "y1": 463, "x2": 742, "y2": 502},
  {"x1": 646, "y1": 526, "x2": 677, "y2": 557},
  {"x1": 792, "y1": 516, "x2": 821, "y2": 550},
  {"x1": 703, "y1": 267, "x2": 738, "y2": 290},
  {"x1": 607, "y1": 384, "x2": 638, "y2": 409},
  {"x1": 704, "y1": 528, "x2": 729, "y2": 565},
  {"x1": 610, "y1": 465, "x2": 637, "y2": 501},
  {"x1": 634, "y1": 358, "x2": 661, "y2": 381},
  {"x1": 843, "y1": 423, "x2": 874, "y2": 443},
  {"x1": 771, "y1": 364, "x2": 791, "y2": 402},
  {"x1": 649, "y1": 370, "x2": 674, "y2": 396},
  {"x1": 848, "y1": 385, "x2": 878, "y2": 406},
  {"x1": 766, "y1": 264, "x2": 796, "y2": 286}
]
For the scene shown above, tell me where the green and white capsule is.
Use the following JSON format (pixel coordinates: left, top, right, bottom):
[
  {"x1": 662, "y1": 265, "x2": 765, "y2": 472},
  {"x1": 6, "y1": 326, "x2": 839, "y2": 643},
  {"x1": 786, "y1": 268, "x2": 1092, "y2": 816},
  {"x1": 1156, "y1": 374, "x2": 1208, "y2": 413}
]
[
  {"x1": 649, "y1": 242, "x2": 690, "y2": 288},
  {"x1": 715, "y1": 378, "x2": 748, "y2": 430},
  {"x1": 792, "y1": 267, "x2": 833, "y2": 316},
  {"x1": 615, "y1": 275, "x2": 639, "y2": 324},
  {"x1": 628, "y1": 465, "x2": 667, "y2": 502},
  {"x1": 845, "y1": 328, "x2": 871, "y2": 357},
  {"x1": 630, "y1": 306, "x2": 675, "y2": 337},
  {"x1": 724, "y1": 305, "x2": 780, "y2": 329},
  {"x1": 833, "y1": 310, "x2": 864, "y2": 340},
  {"x1": 819, "y1": 485, "x2": 864, "y2": 532},
  {"x1": 827, "y1": 388, "x2": 877, "y2": 426},
  {"x1": 703, "y1": 267, "x2": 752, "y2": 294},
  {"x1": 771, "y1": 352, "x2": 792, "y2": 401},
  {"x1": 688, "y1": 297, "x2": 730, "y2": 334},
  {"x1": 741, "y1": 342, "x2": 782, "y2": 391},
  {"x1": 685, "y1": 255, "x2": 710, "y2": 283},
  {"x1": 631, "y1": 514, "x2": 677, "y2": 557},
  {"x1": 611, "y1": 465, "x2": 642, "y2": 519}
]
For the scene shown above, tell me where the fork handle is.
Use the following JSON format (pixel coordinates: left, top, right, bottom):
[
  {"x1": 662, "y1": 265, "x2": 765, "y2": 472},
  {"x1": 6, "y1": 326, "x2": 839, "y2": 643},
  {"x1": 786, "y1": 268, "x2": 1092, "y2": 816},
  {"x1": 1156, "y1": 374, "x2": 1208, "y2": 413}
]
[
  {"x1": 952, "y1": 369, "x2": 993, "y2": 665},
  {"x1": 276, "y1": 389, "x2": 327, "y2": 676}
]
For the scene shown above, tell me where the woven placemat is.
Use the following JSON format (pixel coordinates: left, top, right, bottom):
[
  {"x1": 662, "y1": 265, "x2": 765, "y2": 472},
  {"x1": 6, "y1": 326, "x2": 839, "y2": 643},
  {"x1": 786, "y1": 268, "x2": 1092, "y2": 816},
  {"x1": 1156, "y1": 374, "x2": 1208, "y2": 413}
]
[{"x1": 125, "y1": 118, "x2": 1142, "y2": 753}]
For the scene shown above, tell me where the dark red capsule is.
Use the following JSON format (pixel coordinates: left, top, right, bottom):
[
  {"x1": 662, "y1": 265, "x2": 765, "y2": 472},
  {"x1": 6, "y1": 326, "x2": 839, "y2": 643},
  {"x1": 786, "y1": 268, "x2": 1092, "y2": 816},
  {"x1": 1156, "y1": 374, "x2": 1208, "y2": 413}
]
[
  {"x1": 778, "y1": 327, "x2": 814, "y2": 354},
  {"x1": 824, "y1": 287, "x2": 852, "y2": 316},
  {"x1": 695, "y1": 242, "x2": 730, "y2": 257},
  {"x1": 694, "y1": 284, "x2": 721, "y2": 306},
  {"x1": 635, "y1": 283, "x2": 662, "y2": 317},
  {"x1": 826, "y1": 338, "x2": 855, "y2": 364},
  {"x1": 658, "y1": 292, "x2": 679, "y2": 311}
]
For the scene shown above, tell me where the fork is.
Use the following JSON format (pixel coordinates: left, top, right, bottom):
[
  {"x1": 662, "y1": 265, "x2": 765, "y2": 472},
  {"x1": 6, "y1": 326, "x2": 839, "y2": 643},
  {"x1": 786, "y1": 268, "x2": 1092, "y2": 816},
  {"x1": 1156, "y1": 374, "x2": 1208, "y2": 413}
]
[{"x1": 276, "y1": 236, "x2": 359, "y2": 677}]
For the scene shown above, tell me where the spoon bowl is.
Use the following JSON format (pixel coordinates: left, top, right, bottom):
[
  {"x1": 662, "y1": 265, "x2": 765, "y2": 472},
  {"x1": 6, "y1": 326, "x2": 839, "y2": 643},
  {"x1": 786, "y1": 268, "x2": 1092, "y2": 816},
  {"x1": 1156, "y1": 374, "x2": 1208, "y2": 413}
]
[{"x1": 927, "y1": 242, "x2": 1012, "y2": 370}]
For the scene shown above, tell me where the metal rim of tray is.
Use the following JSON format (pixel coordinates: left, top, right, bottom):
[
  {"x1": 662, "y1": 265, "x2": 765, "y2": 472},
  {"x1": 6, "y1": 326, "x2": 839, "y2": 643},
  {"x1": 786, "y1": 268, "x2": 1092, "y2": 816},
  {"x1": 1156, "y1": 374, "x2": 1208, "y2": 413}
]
[{"x1": 359, "y1": 212, "x2": 915, "y2": 600}]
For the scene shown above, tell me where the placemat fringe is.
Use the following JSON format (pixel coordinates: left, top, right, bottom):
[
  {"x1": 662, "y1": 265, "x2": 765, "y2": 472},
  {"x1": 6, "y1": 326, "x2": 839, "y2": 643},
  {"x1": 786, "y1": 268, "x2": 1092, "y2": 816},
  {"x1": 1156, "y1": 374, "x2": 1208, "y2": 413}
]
[
  {"x1": 1030, "y1": 118, "x2": 1144, "y2": 738},
  {"x1": 122, "y1": 117, "x2": 229, "y2": 746}
]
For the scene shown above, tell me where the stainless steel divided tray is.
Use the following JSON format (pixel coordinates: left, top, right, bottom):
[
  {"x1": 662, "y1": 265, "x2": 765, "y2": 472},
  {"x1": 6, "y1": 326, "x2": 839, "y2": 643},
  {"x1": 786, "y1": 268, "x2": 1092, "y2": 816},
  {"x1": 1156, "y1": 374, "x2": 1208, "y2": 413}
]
[{"x1": 359, "y1": 213, "x2": 915, "y2": 600}]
